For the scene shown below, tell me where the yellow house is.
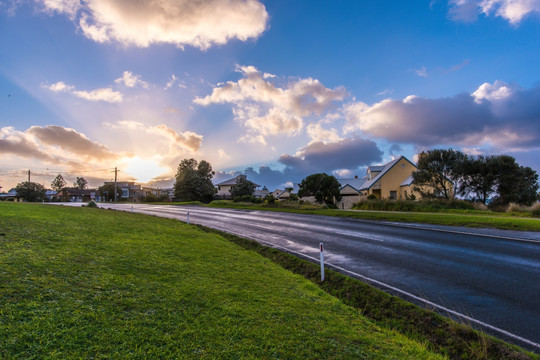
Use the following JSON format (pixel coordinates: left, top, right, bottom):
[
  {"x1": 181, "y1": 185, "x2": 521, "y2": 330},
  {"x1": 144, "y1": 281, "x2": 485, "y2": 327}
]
[
  {"x1": 360, "y1": 156, "x2": 420, "y2": 200},
  {"x1": 337, "y1": 155, "x2": 454, "y2": 208}
]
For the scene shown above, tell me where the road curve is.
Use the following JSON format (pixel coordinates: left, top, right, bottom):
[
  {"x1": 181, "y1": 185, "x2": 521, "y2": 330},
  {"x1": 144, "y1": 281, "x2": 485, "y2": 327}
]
[{"x1": 56, "y1": 203, "x2": 540, "y2": 352}]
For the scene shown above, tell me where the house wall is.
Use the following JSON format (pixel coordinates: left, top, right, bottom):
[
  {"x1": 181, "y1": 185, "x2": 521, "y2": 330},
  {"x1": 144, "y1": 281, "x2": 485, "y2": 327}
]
[
  {"x1": 363, "y1": 158, "x2": 417, "y2": 200},
  {"x1": 336, "y1": 195, "x2": 362, "y2": 209},
  {"x1": 216, "y1": 185, "x2": 233, "y2": 196}
]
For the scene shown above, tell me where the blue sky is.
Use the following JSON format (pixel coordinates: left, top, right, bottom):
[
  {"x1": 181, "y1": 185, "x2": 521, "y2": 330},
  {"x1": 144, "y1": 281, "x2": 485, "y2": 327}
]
[{"x1": 1, "y1": 0, "x2": 540, "y2": 191}]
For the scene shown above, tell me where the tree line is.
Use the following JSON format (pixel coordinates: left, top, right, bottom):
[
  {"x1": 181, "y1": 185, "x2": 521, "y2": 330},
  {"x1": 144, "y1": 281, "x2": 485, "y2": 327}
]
[{"x1": 413, "y1": 149, "x2": 539, "y2": 206}]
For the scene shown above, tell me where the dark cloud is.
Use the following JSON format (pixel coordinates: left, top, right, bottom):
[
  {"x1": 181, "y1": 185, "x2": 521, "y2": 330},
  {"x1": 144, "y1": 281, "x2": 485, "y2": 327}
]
[
  {"x1": 214, "y1": 136, "x2": 383, "y2": 190},
  {"x1": 27, "y1": 125, "x2": 120, "y2": 161},
  {"x1": 345, "y1": 83, "x2": 540, "y2": 150},
  {"x1": 0, "y1": 135, "x2": 58, "y2": 163},
  {"x1": 279, "y1": 136, "x2": 383, "y2": 174}
]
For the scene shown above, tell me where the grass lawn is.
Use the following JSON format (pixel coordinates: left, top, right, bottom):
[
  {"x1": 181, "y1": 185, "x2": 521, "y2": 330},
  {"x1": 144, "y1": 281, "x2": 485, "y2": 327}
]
[{"x1": 0, "y1": 202, "x2": 444, "y2": 359}]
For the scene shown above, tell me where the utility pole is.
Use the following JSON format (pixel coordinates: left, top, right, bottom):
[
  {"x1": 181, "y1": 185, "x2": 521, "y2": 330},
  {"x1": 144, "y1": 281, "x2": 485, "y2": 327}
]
[
  {"x1": 28, "y1": 169, "x2": 31, "y2": 182},
  {"x1": 114, "y1": 167, "x2": 118, "y2": 202}
]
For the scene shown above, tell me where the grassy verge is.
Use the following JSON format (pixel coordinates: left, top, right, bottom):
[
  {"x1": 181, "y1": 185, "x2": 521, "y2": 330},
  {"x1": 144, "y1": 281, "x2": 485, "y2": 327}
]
[
  {"x1": 201, "y1": 201, "x2": 540, "y2": 232},
  {"x1": 196, "y1": 225, "x2": 538, "y2": 360},
  {"x1": 0, "y1": 202, "x2": 443, "y2": 359}
]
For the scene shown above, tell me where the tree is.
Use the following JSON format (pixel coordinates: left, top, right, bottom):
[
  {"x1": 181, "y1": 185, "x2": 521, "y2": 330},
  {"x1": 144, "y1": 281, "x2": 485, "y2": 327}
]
[
  {"x1": 230, "y1": 176, "x2": 256, "y2": 198},
  {"x1": 412, "y1": 149, "x2": 465, "y2": 199},
  {"x1": 98, "y1": 183, "x2": 122, "y2": 202},
  {"x1": 74, "y1": 177, "x2": 88, "y2": 189},
  {"x1": 15, "y1": 181, "x2": 46, "y2": 202},
  {"x1": 492, "y1": 156, "x2": 539, "y2": 206},
  {"x1": 458, "y1": 155, "x2": 499, "y2": 204},
  {"x1": 51, "y1": 174, "x2": 67, "y2": 192},
  {"x1": 174, "y1": 158, "x2": 216, "y2": 203},
  {"x1": 298, "y1": 173, "x2": 342, "y2": 205}
]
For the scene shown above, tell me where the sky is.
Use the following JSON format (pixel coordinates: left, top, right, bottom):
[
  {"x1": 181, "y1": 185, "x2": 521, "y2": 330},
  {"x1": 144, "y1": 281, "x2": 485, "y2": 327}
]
[{"x1": 1, "y1": 0, "x2": 540, "y2": 192}]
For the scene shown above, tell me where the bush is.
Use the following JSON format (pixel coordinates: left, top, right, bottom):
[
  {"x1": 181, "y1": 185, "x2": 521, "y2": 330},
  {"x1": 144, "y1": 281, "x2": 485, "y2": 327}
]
[
  {"x1": 352, "y1": 198, "x2": 475, "y2": 212},
  {"x1": 531, "y1": 203, "x2": 540, "y2": 217},
  {"x1": 86, "y1": 200, "x2": 98, "y2": 208},
  {"x1": 264, "y1": 194, "x2": 275, "y2": 204},
  {"x1": 233, "y1": 195, "x2": 261, "y2": 203}
]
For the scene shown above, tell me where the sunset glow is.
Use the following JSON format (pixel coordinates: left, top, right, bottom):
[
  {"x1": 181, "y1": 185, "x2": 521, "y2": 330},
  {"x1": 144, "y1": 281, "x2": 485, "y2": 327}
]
[{"x1": 1, "y1": 1, "x2": 540, "y2": 191}]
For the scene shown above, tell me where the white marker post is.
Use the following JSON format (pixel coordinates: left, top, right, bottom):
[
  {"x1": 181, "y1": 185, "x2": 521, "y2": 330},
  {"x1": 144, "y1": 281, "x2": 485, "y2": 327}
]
[
  {"x1": 320, "y1": 242, "x2": 325, "y2": 282},
  {"x1": 187, "y1": 211, "x2": 190, "y2": 225},
  {"x1": 131, "y1": 205, "x2": 134, "y2": 213}
]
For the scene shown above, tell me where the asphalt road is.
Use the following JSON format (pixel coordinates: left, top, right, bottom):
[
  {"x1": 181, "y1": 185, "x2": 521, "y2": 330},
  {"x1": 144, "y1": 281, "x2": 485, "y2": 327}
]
[{"x1": 58, "y1": 203, "x2": 540, "y2": 351}]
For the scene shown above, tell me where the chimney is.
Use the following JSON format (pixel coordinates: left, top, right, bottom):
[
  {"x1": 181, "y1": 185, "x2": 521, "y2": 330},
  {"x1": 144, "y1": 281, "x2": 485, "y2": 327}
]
[{"x1": 354, "y1": 175, "x2": 358, "y2": 179}]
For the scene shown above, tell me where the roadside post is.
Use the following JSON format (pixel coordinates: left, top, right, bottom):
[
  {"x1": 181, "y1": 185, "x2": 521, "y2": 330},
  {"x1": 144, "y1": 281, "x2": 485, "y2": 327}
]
[
  {"x1": 320, "y1": 242, "x2": 325, "y2": 282},
  {"x1": 187, "y1": 211, "x2": 190, "y2": 225}
]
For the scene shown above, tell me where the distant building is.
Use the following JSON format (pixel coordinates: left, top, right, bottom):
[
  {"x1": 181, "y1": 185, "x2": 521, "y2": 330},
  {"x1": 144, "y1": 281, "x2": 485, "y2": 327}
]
[
  {"x1": 214, "y1": 175, "x2": 261, "y2": 199},
  {"x1": 103, "y1": 181, "x2": 142, "y2": 201},
  {"x1": 57, "y1": 188, "x2": 101, "y2": 202}
]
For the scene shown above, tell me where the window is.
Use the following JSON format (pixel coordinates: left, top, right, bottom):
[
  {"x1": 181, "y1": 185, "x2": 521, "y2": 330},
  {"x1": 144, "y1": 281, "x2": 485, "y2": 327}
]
[{"x1": 389, "y1": 191, "x2": 397, "y2": 200}]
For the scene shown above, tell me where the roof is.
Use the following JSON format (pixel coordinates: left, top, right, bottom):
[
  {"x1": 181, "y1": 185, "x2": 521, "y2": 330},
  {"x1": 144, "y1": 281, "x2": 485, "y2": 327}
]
[
  {"x1": 339, "y1": 176, "x2": 367, "y2": 192},
  {"x1": 360, "y1": 156, "x2": 417, "y2": 190},
  {"x1": 61, "y1": 188, "x2": 100, "y2": 196},
  {"x1": 215, "y1": 175, "x2": 260, "y2": 187},
  {"x1": 400, "y1": 175, "x2": 414, "y2": 187},
  {"x1": 368, "y1": 165, "x2": 385, "y2": 173}
]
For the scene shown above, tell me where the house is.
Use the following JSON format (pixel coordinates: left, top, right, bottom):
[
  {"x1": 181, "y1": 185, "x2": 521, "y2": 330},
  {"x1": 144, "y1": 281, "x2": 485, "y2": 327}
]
[
  {"x1": 337, "y1": 176, "x2": 368, "y2": 209},
  {"x1": 141, "y1": 186, "x2": 171, "y2": 201},
  {"x1": 214, "y1": 175, "x2": 261, "y2": 199},
  {"x1": 337, "y1": 155, "x2": 454, "y2": 209},
  {"x1": 254, "y1": 186, "x2": 270, "y2": 199},
  {"x1": 273, "y1": 184, "x2": 300, "y2": 200},
  {"x1": 0, "y1": 188, "x2": 19, "y2": 202},
  {"x1": 57, "y1": 188, "x2": 101, "y2": 202},
  {"x1": 103, "y1": 181, "x2": 142, "y2": 201}
]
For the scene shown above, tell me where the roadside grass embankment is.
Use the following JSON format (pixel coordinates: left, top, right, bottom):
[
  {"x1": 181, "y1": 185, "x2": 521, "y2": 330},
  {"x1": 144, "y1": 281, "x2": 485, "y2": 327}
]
[
  {"x1": 0, "y1": 202, "x2": 444, "y2": 359},
  {"x1": 197, "y1": 225, "x2": 538, "y2": 360}
]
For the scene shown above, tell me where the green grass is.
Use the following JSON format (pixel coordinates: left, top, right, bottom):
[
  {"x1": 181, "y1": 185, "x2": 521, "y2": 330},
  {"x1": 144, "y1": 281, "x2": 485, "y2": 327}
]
[
  {"x1": 202, "y1": 200, "x2": 540, "y2": 232},
  {"x1": 0, "y1": 202, "x2": 444, "y2": 359}
]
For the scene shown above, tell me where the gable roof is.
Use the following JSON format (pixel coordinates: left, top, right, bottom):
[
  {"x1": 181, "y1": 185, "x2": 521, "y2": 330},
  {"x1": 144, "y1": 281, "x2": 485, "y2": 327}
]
[
  {"x1": 339, "y1": 176, "x2": 367, "y2": 192},
  {"x1": 360, "y1": 156, "x2": 417, "y2": 190},
  {"x1": 215, "y1": 175, "x2": 260, "y2": 187}
]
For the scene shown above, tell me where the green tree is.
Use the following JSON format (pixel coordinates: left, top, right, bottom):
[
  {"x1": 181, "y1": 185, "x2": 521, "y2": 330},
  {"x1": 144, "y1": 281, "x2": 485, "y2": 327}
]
[
  {"x1": 230, "y1": 176, "x2": 256, "y2": 198},
  {"x1": 15, "y1": 181, "x2": 46, "y2": 202},
  {"x1": 492, "y1": 155, "x2": 539, "y2": 206},
  {"x1": 51, "y1": 174, "x2": 67, "y2": 192},
  {"x1": 174, "y1": 158, "x2": 216, "y2": 203},
  {"x1": 412, "y1": 149, "x2": 465, "y2": 199},
  {"x1": 458, "y1": 155, "x2": 499, "y2": 204},
  {"x1": 98, "y1": 183, "x2": 122, "y2": 202},
  {"x1": 74, "y1": 177, "x2": 88, "y2": 189},
  {"x1": 298, "y1": 173, "x2": 342, "y2": 205}
]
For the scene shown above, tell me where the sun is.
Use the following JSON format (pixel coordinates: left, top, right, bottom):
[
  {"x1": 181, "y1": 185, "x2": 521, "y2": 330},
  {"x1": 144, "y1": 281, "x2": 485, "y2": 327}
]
[{"x1": 123, "y1": 157, "x2": 169, "y2": 184}]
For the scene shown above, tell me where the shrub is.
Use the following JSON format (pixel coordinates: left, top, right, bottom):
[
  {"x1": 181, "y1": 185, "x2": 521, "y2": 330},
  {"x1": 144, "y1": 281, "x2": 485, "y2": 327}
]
[
  {"x1": 233, "y1": 195, "x2": 259, "y2": 203},
  {"x1": 86, "y1": 200, "x2": 98, "y2": 208},
  {"x1": 264, "y1": 194, "x2": 275, "y2": 204},
  {"x1": 144, "y1": 193, "x2": 158, "y2": 202},
  {"x1": 506, "y1": 203, "x2": 527, "y2": 213},
  {"x1": 532, "y1": 203, "x2": 540, "y2": 217}
]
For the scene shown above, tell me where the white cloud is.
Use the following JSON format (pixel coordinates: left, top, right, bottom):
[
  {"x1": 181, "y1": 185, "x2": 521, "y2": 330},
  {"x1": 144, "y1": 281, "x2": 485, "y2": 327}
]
[
  {"x1": 472, "y1": 80, "x2": 516, "y2": 103},
  {"x1": 218, "y1": 148, "x2": 231, "y2": 160},
  {"x1": 115, "y1": 71, "x2": 148, "y2": 88},
  {"x1": 306, "y1": 123, "x2": 342, "y2": 144},
  {"x1": 36, "y1": 0, "x2": 268, "y2": 49},
  {"x1": 72, "y1": 87, "x2": 123, "y2": 103},
  {"x1": 413, "y1": 66, "x2": 428, "y2": 77},
  {"x1": 194, "y1": 65, "x2": 348, "y2": 143},
  {"x1": 448, "y1": 0, "x2": 540, "y2": 24},
  {"x1": 44, "y1": 79, "x2": 123, "y2": 103},
  {"x1": 45, "y1": 81, "x2": 75, "y2": 92}
]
